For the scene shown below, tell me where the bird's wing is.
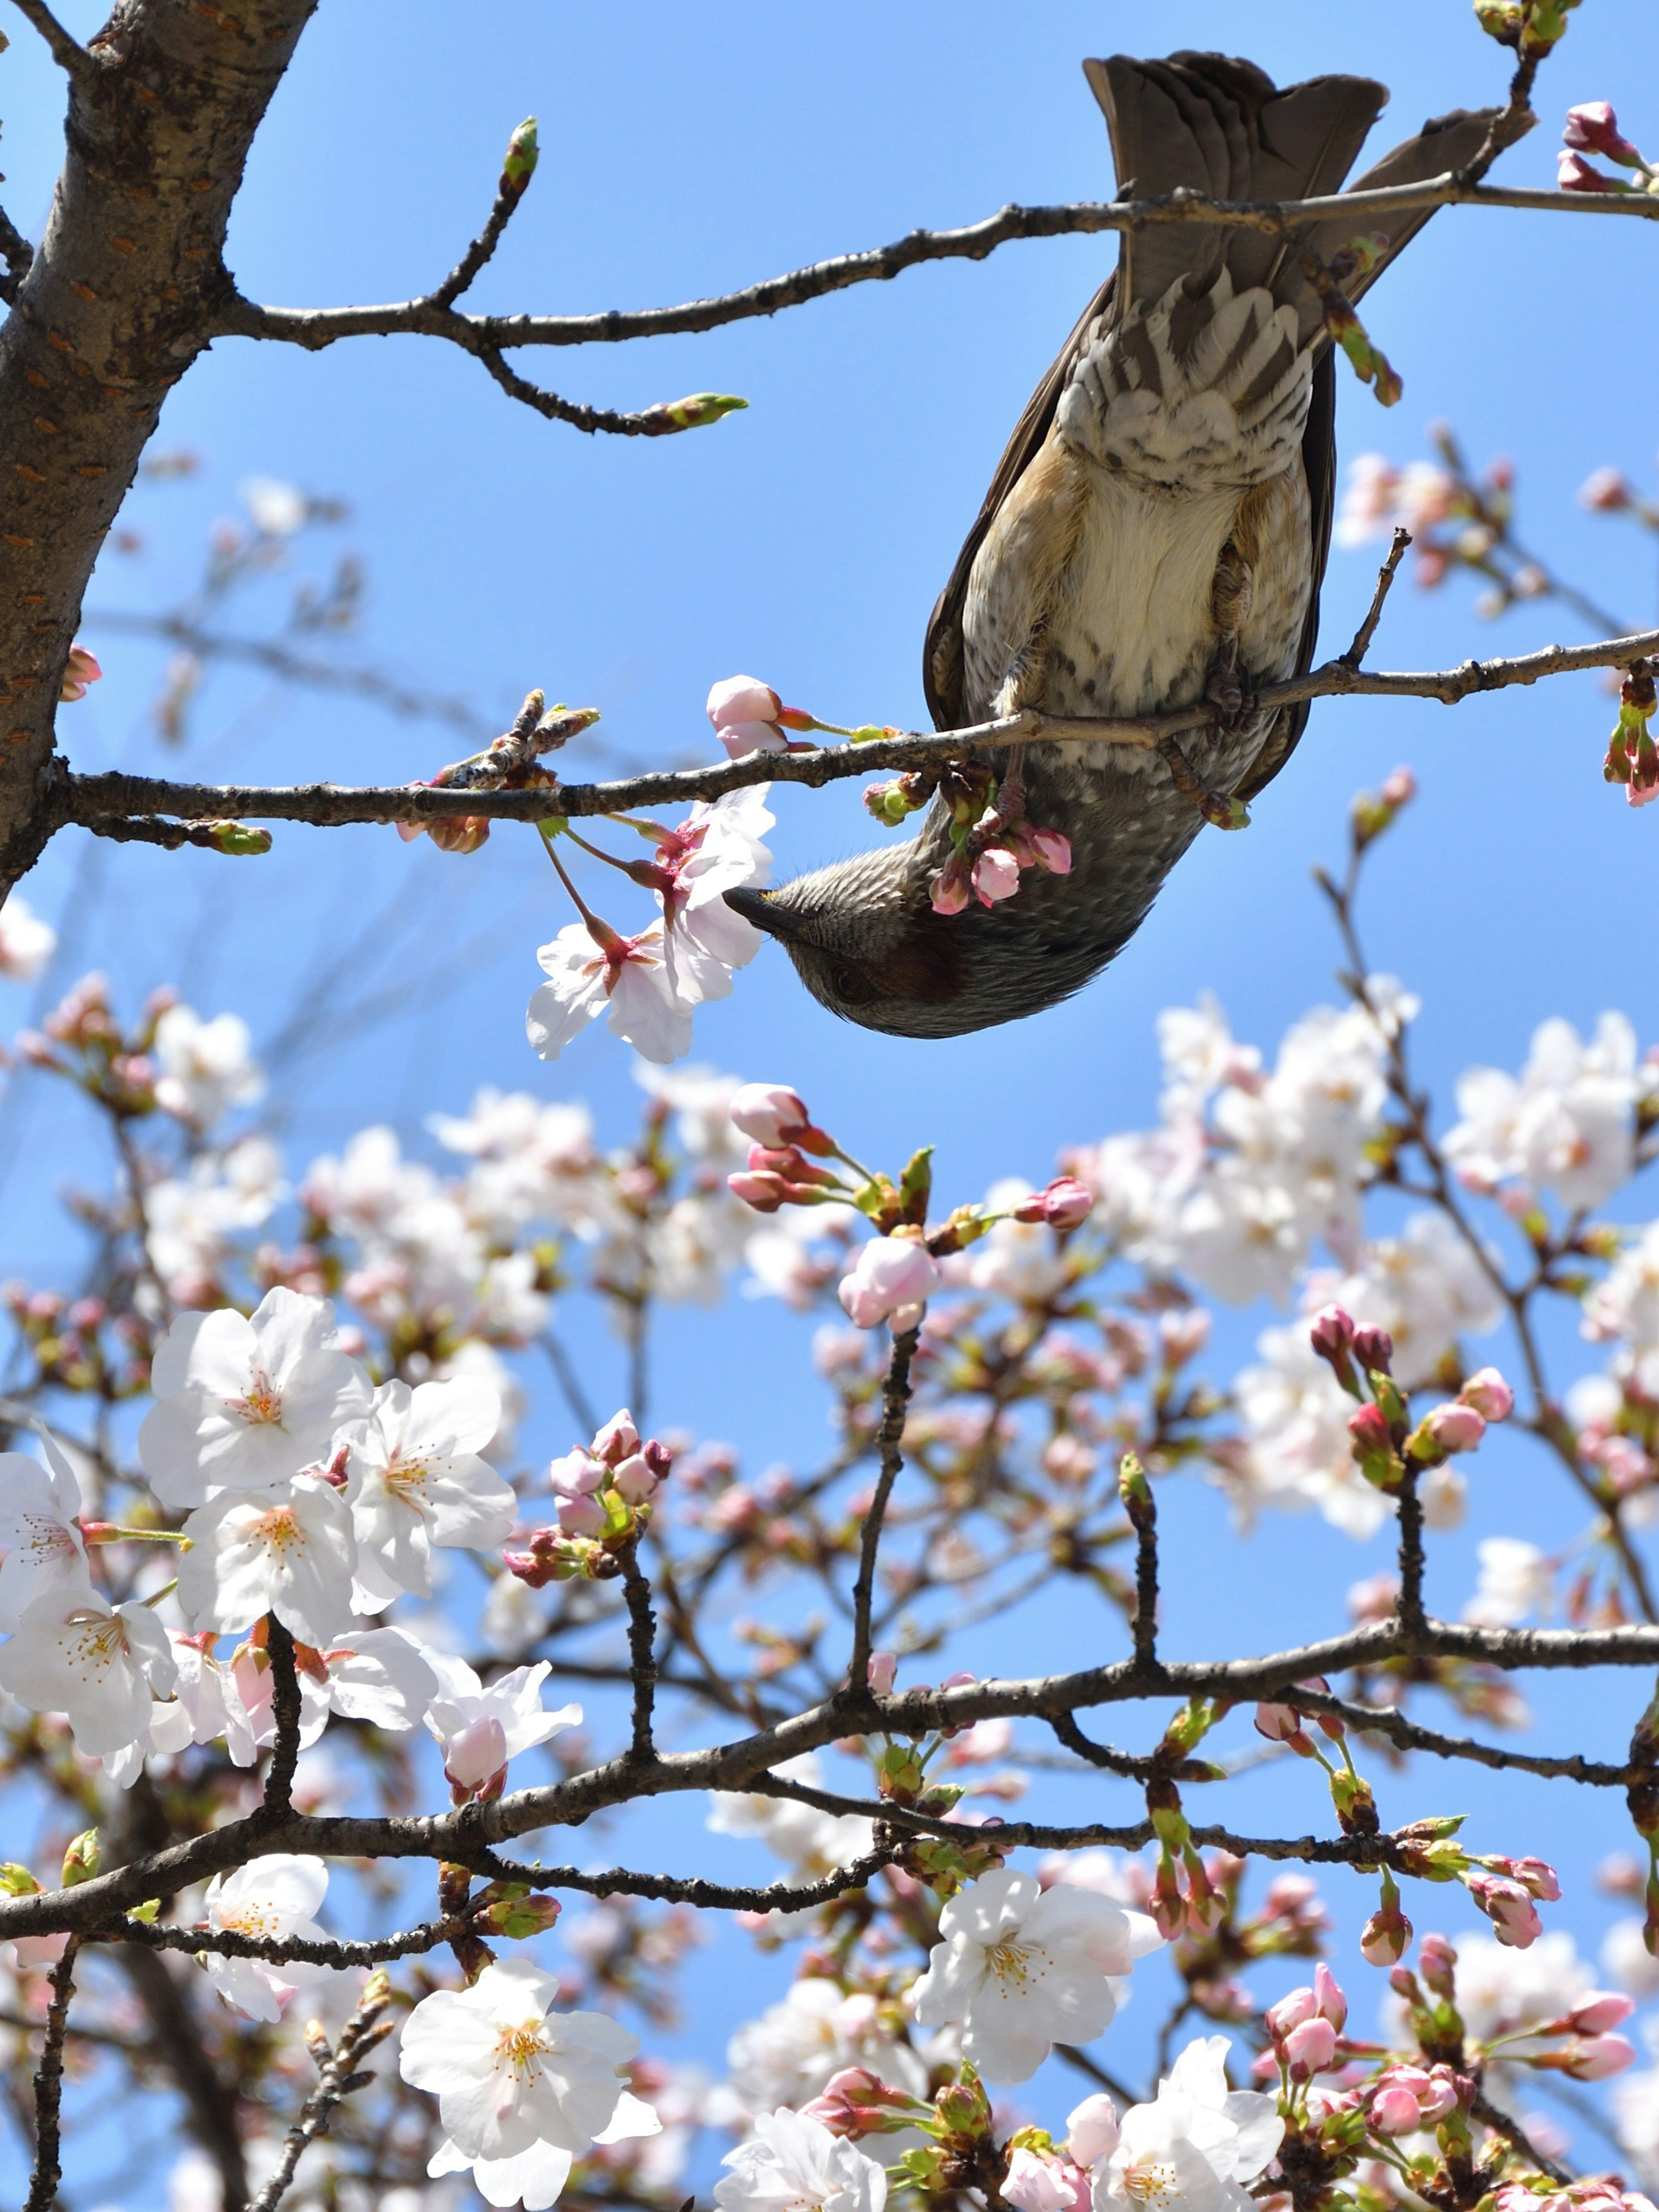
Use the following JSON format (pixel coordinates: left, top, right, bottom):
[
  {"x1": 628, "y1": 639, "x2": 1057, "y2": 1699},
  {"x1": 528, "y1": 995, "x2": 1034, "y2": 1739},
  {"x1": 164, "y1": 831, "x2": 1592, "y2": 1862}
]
[
  {"x1": 922, "y1": 271, "x2": 1116, "y2": 734},
  {"x1": 1235, "y1": 102, "x2": 1500, "y2": 803}
]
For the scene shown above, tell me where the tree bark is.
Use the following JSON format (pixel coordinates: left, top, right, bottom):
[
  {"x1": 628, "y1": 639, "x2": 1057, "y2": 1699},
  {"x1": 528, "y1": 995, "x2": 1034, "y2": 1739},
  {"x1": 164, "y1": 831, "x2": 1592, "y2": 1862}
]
[{"x1": 0, "y1": 0, "x2": 319, "y2": 894}]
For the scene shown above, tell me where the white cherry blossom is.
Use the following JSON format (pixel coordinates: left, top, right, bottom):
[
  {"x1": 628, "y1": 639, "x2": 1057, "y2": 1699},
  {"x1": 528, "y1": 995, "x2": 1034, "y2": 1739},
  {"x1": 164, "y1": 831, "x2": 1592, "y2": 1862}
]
[
  {"x1": 199, "y1": 1855, "x2": 334, "y2": 2022},
  {"x1": 168, "y1": 1632, "x2": 262, "y2": 1765},
  {"x1": 139, "y1": 1287, "x2": 369, "y2": 1507},
  {"x1": 1093, "y1": 2036, "x2": 1282, "y2": 2212},
  {"x1": 400, "y1": 1958, "x2": 642, "y2": 2167},
  {"x1": 1463, "y1": 1538, "x2": 1554, "y2": 1627},
  {"x1": 152, "y1": 1004, "x2": 265, "y2": 1129},
  {"x1": 656, "y1": 787, "x2": 775, "y2": 1003},
  {"x1": 714, "y1": 2107, "x2": 887, "y2": 2212},
  {"x1": 294, "y1": 1627, "x2": 440, "y2": 1743},
  {"x1": 423, "y1": 1652, "x2": 581, "y2": 1794},
  {"x1": 528, "y1": 922, "x2": 695, "y2": 1067},
  {"x1": 176, "y1": 1474, "x2": 357, "y2": 1645},
  {"x1": 341, "y1": 1373, "x2": 515, "y2": 1608},
  {"x1": 1583, "y1": 1220, "x2": 1659, "y2": 1396},
  {"x1": 0, "y1": 1433, "x2": 95, "y2": 1628},
  {"x1": 725, "y1": 1977, "x2": 929, "y2": 2120},
  {"x1": 0, "y1": 893, "x2": 57, "y2": 982},
  {"x1": 0, "y1": 1594, "x2": 177, "y2": 1756},
  {"x1": 428, "y1": 2092, "x2": 661, "y2": 2211},
  {"x1": 1445, "y1": 1013, "x2": 1642, "y2": 1211},
  {"x1": 910, "y1": 1866, "x2": 1162, "y2": 2083}
]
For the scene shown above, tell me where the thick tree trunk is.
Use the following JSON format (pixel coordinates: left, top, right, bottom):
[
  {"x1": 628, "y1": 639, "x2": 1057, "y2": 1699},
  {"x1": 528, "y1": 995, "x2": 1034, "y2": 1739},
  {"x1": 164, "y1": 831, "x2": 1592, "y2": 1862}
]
[{"x1": 0, "y1": 0, "x2": 318, "y2": 893}]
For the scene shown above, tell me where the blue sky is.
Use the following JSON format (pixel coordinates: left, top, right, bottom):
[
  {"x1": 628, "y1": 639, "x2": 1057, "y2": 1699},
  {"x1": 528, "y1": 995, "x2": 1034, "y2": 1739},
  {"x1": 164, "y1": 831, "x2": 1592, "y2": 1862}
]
[{"x1": 2, "y1": 0, "x2": 1659, "y2": 2193}]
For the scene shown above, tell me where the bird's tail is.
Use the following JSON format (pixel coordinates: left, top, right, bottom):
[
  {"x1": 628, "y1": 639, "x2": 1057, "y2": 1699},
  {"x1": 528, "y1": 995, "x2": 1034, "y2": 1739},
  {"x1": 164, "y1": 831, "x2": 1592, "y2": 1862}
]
[{"x1": 1085, "y1": 53, "x2": 1494, "y2": 348}]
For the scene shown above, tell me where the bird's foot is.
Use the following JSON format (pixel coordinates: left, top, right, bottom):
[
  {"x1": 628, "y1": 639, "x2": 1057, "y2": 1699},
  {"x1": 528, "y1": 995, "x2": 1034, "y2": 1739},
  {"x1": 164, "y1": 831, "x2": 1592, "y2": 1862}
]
[
  {"x1": 1202, "y1": 643, "x2": 1259, "y2": 735},
  {"x1": 1157, "y1": 734, "x2": 1250, "y2": 832}
]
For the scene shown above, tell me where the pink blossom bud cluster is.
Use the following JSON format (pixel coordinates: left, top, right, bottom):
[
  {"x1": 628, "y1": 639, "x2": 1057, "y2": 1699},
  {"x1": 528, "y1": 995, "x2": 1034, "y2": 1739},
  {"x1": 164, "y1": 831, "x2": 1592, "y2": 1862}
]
[
  {"x1": 1309, "y1": 1306, "x2": 1512, "y2": 1488},
  {"x1": 504, "y1": 1408, "x2": 673, "y2": 1584},
  {"x1": 706, "y1": 674, "x2": 819, "y2": 759},
  {"x1": 801, "y1": 2066, "x2": 923, "y2": 2140},
  {"x1": 1253, "y1": 1676, "x2": 1344, "y2": 1761},
  {"x1": 1366, "y1": 2063, "x2": 1462, "y2": 2135},
  {"x1": 1557, "y1": 102, "x2": 1658, "y2": 194},
  {"x1": 930, "y1": 822, "x2": 1072, "y2": 917},
  {"x1": 1012, "y1": 1177, "x2": 1094, "y2": 1231},
  {"x1": 1266, "y1": 1964, "x2": 1348, "y2": 2079},
  {"x1": 839, "y1": 1235, "x2": 941, "y2": 1331},
  {"x1": 727, "y1": 1084, "x2": 852, "y2": 1213}
]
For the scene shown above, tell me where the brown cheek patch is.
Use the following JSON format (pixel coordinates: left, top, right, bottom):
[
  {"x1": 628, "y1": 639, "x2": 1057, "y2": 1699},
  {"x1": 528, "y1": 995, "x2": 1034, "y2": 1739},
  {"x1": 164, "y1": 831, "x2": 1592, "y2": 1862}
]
[{"x1": 885, "y1": 912, "x2": 968, "y2": 1002}]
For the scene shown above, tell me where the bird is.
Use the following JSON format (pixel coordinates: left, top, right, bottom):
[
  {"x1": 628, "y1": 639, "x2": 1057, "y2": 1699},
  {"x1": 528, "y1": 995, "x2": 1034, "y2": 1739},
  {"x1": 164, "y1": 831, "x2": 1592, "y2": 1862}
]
[{"x1": 722, "y1": 52, "x2": 1495, "y2": 1039}]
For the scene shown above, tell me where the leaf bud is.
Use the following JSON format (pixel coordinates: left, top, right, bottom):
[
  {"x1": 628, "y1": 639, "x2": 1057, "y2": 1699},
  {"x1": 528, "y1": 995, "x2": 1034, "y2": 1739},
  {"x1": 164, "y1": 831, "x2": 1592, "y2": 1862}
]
[
  {"x1": 501, "y1": 117, "x2": 539, "y2": 196},
  {"x1": 61, "y1": 1828, "x2": 100, "y2": 1887}
]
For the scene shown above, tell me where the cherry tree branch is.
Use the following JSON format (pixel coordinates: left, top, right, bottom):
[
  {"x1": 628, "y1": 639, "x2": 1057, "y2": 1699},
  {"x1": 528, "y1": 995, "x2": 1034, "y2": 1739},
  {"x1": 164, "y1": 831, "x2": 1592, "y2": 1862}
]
[
  {"x1": 7, "y1": 0, "x2": 96, "y2": 84},
  {"x1": 213, "y1": 178, "x2": 1659, "y2": 361},
  {"x1": 23, "y1": 1935, "x2": 79, "y2": 2212},
  {"x1": 847, "y1": 1323, "x2": 921, "y2": 1695},
  {"x1": 245, "y1": 1977, "x2": 395, "y2": 2212},
  {"x1": 52, "y1": 624, "x2": 1659, "y2": 840}
]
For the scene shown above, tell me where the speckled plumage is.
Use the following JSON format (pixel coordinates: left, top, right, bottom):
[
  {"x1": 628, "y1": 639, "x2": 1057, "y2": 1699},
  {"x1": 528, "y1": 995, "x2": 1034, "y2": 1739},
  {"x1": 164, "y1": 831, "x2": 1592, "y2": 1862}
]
[{"x1": 726, "y1": 55, "x2": 1497, "y2": 1039}]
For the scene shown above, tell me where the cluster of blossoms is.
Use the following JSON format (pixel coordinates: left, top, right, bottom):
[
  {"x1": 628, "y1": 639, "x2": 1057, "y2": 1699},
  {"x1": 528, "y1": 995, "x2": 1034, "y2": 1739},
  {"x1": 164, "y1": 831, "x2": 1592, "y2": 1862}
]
[{"x1": 861, "y1": 753, "x2": 1072, "y2": 915}]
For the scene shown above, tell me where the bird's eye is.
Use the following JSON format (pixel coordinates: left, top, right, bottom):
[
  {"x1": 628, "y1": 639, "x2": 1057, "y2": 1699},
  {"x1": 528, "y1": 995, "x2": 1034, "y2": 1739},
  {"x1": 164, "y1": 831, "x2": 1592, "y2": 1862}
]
[{"x1": 833, "y1": 964, "x2": 875, "y2": 1005}]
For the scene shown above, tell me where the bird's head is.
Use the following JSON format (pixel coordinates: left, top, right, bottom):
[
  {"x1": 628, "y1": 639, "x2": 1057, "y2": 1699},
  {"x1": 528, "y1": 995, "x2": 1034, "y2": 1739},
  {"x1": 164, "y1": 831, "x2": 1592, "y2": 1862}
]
[{"x1": 723, "y1": 837, "x2": 1112, "y2": 1039}]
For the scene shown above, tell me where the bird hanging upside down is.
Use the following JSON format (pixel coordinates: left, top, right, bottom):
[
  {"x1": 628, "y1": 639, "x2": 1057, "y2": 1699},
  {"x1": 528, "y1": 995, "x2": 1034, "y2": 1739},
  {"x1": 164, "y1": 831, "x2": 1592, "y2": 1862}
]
[{"x1": 724, "y1": 52, "x2": 1496, "y2": 1039}]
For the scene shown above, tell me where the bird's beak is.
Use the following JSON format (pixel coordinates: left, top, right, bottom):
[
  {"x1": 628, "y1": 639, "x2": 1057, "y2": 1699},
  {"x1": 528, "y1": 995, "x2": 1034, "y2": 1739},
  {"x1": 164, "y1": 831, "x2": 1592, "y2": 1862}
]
[{"x1": 722, "y1": 886, "x2": 809, "y2": 943}]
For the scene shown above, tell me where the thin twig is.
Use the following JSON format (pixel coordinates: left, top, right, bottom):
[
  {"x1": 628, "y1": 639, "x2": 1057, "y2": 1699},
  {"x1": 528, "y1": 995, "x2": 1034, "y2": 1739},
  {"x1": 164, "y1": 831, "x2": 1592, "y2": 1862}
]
[
  {"x1": 7, "y1": 0, "x2": 95, "y2": 82},
  {"x1": 1470, "y1": 2089, "x2": 1575, "y2": 2188},
  {"x1": 848, "y1": 1323, "x2": 921, "y2": 1695},
  {"x1": 1395, "y1": 1467, "x2": 1428, "y2": 1649},
  {"x1": 0, "y1": 205, "x2": 33, "y2": 304},
  {"x1": 620, "y1": 1541, "x2": 659, "y2": 1760},
  {"x1": 261, "y1": 1618, "x2": 302, "y2": 1817},
  {"x1": 1342, "y1": 528, "x2": 1413, "y2": 667},
  {"x1": 58, "y1": 624, "x2": 1659, "y2": 833},
  {"x1": 23, "y1": 1935, "x2": 79, "y2": 2212},
  {"x1": 430, "y1": 178, "x2": 525, "y2": 311},
  {"x1": 214, "y1": 178, "x2": 1659, "y2": 357},
  {"x1": 245, "y1": 1977, "x2": 394, "y2": 2212}
]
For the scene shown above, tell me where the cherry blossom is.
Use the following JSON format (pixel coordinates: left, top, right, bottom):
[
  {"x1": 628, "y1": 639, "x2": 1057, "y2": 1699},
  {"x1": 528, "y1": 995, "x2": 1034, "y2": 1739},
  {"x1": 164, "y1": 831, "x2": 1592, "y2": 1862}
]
[
  {"x1": 176, "y1": 1475, "x2": 357, "y2": 1645},
  {"x1": 1444, "y1": 1013, "x2": 1644, "y2": 1210},
  {"x1": 0, "y1": 1594, "x2": 177, "y2": 1756},
  {"x1": 0, "y1": 894, "x2": 57, "y2": 982},
  {"x1": 138, "y1": 1287, "x2": 369, "y2": 1508},
  {"x1": 1004, "y1": 2148, "x2": 1090, "y2": 2212},
  {"x1": 909, "y1": 1866, "x2": 1162, "y2": 2083},
  {"x1": 0, "y1": 1433, "x2": 95, "y2": 1629},
  {"x1": 707, "y1": 675, "x2": 788, "y2": 758},
  {"x1": 199, "y1": 1855, "x2": 335, "y2": 2022},
  {"x1": 340, "y1": 1374, "x2": 515, "y2": 1607},
  {"x1": 399, "y1": 1958, "x2": 645, "y2": 2170},
  {"x1": 838, "y1": 1237, "x2": 941, "y2": 1331},
  {"x1": 423, "y1": 1651, "x2": 581, "y2": 1799},
  {"x1": 428, "y1": 2092, "x2": 661, "y2": 2211},
  {"x1": 725, "y1": 1977, "x2": 929, "y2": 2121},
  {"x1": 59, "y1": 644, "x2": 102, "y2": 702},
  {"x1": 653, "y1": 786, "x2": 775, "y2": 1000},
  {"x1": 293, "y1": 1627, "x2": 440, "y2": 1742},
  {"x1": 1463, "y1": 1538, "x2": 1554, "y2": 1628},
  {"x1": 528, "y1": 921, "x2": 695, "y2": 1067},
  {"x1": 1092, "y1": 2036, "x2": 1282, "y2": 2212},
  {"x1": 714, "y1": 2107, "x2": 887, "y2": 2212},
  {"x1": 152, "y1": 1004, "x2": 265, "y2": 1129},
  {"x1": 168, "y1": 1631, "x2": 262, "y2": 1766}
]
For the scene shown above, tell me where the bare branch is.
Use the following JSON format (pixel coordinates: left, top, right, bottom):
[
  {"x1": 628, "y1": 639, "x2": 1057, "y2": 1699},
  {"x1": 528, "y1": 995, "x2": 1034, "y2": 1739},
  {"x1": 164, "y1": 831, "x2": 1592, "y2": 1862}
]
[
  {"x1": 215, "y1": 179, "x2": 1659, "y2": 360},
  {"x1": 7, "y1": 0, "x2": 95, "y2": 83},
  {"x1": 57, "y1": 626, "x2": 1659, "y2": 836},
  {"x1": 23, "y1": 1935, "x2": 78, "y2": 2212},
  {"x1": 0, "y1": 206, "x2": 33, "y2": 305},
  {"x1": 847, "y1": 1322, "x2": 921, "y2": 1695},
  {"x1": 1341, "y1": 528, "x2": 1413, "y2": 668},
  {"x1": 1470, "y1": 2090, "x2": 1575, "y2": 2189},
  {"x1": 474, "y1": 342, "x2": 744, "y2": 437},
  {"x1": 261, "y1": 1617, "x2": 302, "y2": 1818},
  {"x1": 245, "y1": 1977, "x2": 394, "y2": 2212},
  {"x1": 620, "y1": 1542, "x2": 660, "y2": 1761}
]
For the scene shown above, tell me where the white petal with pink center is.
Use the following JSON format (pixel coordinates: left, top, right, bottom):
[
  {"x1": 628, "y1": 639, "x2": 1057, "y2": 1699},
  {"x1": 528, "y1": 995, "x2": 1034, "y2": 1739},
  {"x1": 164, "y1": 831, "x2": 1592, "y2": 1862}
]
[
  {"x1": 0, "y1": 1593, "x2": 177, "y2": 1756},
  {"x1": 342, "y1": 1373, "x2": 515, "y2": 1607},
  {"x1": 200, "y1": 1855, "x2": 335, "y2": 2023},
  {"x1": 714, "y1": 2107, "x2": 887, "y2": 2212},
  {"x1": 399, "y1": 1957, "x2": 644, "y2": 2164},
  {"x1": 528, "y1": 923, "x2": 695, "y2": 1067},
  {"x1": 428, "y1": 2092, "x2": 661, "y2": 2210},
  {"x1": 423, "y1": 1651, "x2": 581, "y2": 1785},
  {"x1": 176, "y1": 1474, "x2": 357, "y2": 1645},
  {"x1": 0, "y1": 1432, "x2": 95, "y2": 1630},
  {"x1": 138, "y1": 1286, "x2": 370, "y2": 1507},
  {"x1": 1092, "y1": 2037, "x2": 1282, "y2": 2212},
  {"x1": 910, "y1": 1866, "x2": 1163, "y2": 2083}
]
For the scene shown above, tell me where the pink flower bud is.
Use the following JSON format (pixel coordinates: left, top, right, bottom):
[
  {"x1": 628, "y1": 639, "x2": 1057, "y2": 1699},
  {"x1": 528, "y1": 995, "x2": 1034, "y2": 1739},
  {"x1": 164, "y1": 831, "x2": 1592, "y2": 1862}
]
[
  {"x1": 1002, "y1": 2150, "x2": 1084, "y2": 2212},
  {"x1": 549, "y1": 1449, "x2": 605, "y2": 1499},
  {"x1": 1467, "y1": 1872, "x2": 1543, "y2": 1948},
  {"x1": 1480, "y1": 1854, "x2": 1560, "y2": 1901},
  {"x1": 1314, "y1": 1962, "x2": 1348, "y2": 2031},
  {"x1": 1360, "y1": 1901, "x2": 1413, "y2": 1966},
  {"x1": 1310, "y1": 1305, "x2": 1355, "y2": 1357},
  {"x1": 610, "y1": 1452, "x2": 659, "y2": 1505},
  {"x1": 1459, "y1": 1368, "x2": 1514, "y2": 1422},
  {"x1": 1567, "y1": 1991, "x2": 1636, "y2": 2034},
  {"x1": 838, "y1": 1236, "x2": 941, "y2": 1329},
  {"x1": 592, "y1": 1411, "x2": 641, "y2": 1465},
  {"x1": 1065, "y1": 2093, "x2": 1121, "y2": 2169},
  {"x1": 1267, "y1": 1986, "x2": 1318, "y2": 2040},
  {"x1": 1351, "y1": 1324, "x2": 1394, "y2": 1374},
  {"x1": 1563, "y1": 102, "x2": 1646, "y2": 165},
  {"x1": 442, "y1": 1715, "x2": 508, "y2": 1790},
  {"x1": 866, "y1": 1650, "x2": 897, "y2": 1694},
  {"x1": 1014, "y1": 1176, "x2": 1094, "y2": 1231},
  {"x1": 707, "y1": 675, "x2": 782, "y2": 729},
  {"x1": 1558, "y1": 148, "x2": 1618, "y2": 192},
  {"x1": 1426, "y1": 1402, "x2": 1486, "y2": 1452},
  {"x1": 1254, "y1": 1701, "x2": 1311, "y2": 1748},
  {"x1": 730, "y1": 1083, "x2": 815, "y2": 1149},
  {"x1": 1029, "y1": 827, "x2": 1072, "y2": 874},
  {"x1": 1418, "y1": 1933, "x2": 1458, "y2": 1993},
  {"x1": 718, "y1": 719, "x2": 787, "y2": 759},
  {"x1": 1582, "y1": 467, "x2": 1634, "y2": 512},
  {"x1": 1379, "y1": 766, "x2": 1417, "y2": 808},
  {"x1": 931, "y1": 860, "x2": 970, "y2": 916},
  {"x1": 1370, "y1": 2085, "x2": 1424, "y2": 2136},
  {"x1": 1556, "y1": 2034, "x2": 1637, "y2": 2080},
  {"x1": 972, "y1": 848, "x2": 1022, "y2": 905},
  {"x1": 1284, "y1": 2016, "x2": 1338, "y2": 2077},
  {"x1": 59, "y1": 645, "x2": 102, "y2": 703},
  {"x1": 728, "y1": 1170, "x2": 788, "y2": 1212},
  {"x1": 556, "y1": 1492, "x2": 607, "y2": 1537}
]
